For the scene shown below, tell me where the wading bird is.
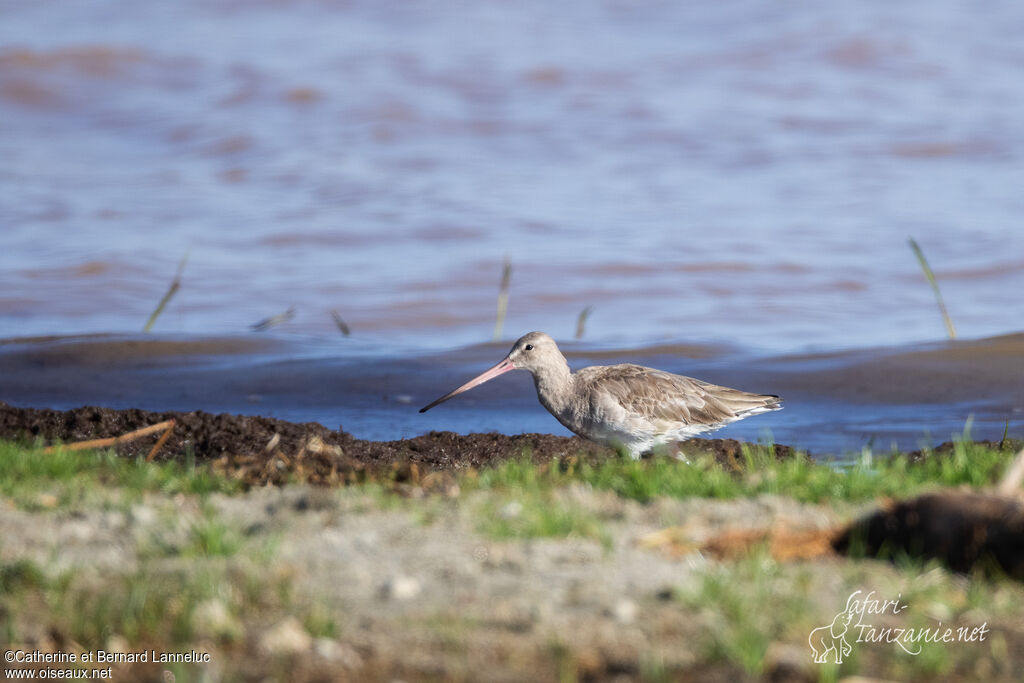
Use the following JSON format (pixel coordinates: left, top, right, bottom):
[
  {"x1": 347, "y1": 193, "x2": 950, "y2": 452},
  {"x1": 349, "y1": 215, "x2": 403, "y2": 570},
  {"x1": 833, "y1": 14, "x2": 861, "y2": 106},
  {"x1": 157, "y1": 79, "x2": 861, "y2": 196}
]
[{"x1": 420, "y1": 331, "x2": 781, "y2": 459}]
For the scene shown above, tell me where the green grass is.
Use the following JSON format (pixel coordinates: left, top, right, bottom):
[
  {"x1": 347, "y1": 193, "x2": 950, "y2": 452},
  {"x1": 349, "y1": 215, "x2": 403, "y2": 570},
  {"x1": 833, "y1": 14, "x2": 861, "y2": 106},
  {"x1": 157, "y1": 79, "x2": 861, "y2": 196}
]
[
  {"x1": 303, "y1": 605, "x2": 339, "y2": 639},
  {"x1": 0, "y1": 439, "x2": 241, "y2": 509},
  {"x1": 0, "y1": 435, "x2": 1021, "y2": 680},
  {"x1": 476, "y1": 490, "x2": 612, "y2": 548},
  {"x1": 0, "y1": 557, "x2": 46, "y2": 593},
  {"x1": 676, "y1": 550, "x2": 815, "y2": 674},
  {"x1": 909, "y1": 236, "x2": 956, "y2": 340},
  {"x1": 39, "y1": 562, "x2": 288, "y2": 649},
  {"x1": 463, "y1": 440, "x2": 1019, "y2": 505},
  {"x1": 182, "y1": 504, "x2": 245, "y2": 557},
  {"x1": 4, "y1": 434, "x2": 1011, "y2": 512},
  {"x1": 2, "y1": 544, "x2": 298, "y2": 657},
  {"x1": 671, "y1": 545, "x2": 1024, "y2": 680}
]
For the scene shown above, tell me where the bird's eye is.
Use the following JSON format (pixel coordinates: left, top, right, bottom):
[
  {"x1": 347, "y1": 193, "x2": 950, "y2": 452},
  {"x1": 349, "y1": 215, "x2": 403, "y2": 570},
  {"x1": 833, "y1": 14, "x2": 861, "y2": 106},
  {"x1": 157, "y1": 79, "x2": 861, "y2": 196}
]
[{"x1": 524, "y1": 344, "x2": 534, "y2": 351}]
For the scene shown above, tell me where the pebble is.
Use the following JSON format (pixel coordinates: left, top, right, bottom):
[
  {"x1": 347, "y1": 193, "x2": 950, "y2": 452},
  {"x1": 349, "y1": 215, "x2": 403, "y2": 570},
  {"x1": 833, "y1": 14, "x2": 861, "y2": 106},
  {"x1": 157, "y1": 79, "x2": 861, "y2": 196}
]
[
  {"x1": 499, "y1": 501, "x2": 523, "y2": 519},
  {"x1": 314, "y1": 638, "x2": 363, "y2": 669},
  {"x1": 380, "y1": 575, "x2": 422, "y2": 601},
  {"x1": 105, "y1": 635, "x2": 130, "y2": 654},
  {"x1": 259, "y1": 617, "x2": 312, "y2": 654},
  {"x1": 612, "y1": 598, "x2": 637, "y2": 624},
  {"x1": 129, "y1": 503, "x2": 157, "y2": 526},
  {"x1": 192, "y1": 599, "x2": 242, "y2": 640}
]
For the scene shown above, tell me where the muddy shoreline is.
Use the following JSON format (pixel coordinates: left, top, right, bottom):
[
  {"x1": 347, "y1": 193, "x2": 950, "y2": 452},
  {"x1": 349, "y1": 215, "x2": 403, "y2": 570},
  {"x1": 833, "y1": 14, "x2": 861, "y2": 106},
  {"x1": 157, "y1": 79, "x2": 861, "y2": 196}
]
[
  {"x1": 3, "y1": 332, "x2": 1023, "y2": 455},
  {"x1": 0, "y1": 402, "x2": 799, "y2": 482},
  {"x1": 5, "y1": 401, "x2": 1015, "y2": 489}
]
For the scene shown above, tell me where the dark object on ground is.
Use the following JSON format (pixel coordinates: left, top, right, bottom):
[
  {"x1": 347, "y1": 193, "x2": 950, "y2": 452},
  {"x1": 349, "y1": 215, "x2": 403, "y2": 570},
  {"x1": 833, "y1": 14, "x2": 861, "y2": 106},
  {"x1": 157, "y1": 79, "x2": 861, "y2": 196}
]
[
  {"x1": 0, "y1": 402, "x2": 795, "y2": 484},
  {"x1": 905, "y1": 439, "x2": 1019, "y2": 463},
  {"x1": 833, "y1": 491, "x2": 1024, "y2": 579}
]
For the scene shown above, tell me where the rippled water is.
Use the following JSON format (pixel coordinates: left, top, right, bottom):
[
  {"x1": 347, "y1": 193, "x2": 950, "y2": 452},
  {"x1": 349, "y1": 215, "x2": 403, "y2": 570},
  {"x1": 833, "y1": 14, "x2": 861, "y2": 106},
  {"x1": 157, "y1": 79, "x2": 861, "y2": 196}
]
[
  {"x1": 2, "y1": 332, "x2": 1021, "y2": 454},
  {"x1": 2, "y1": 0, "x2": 1023, "y2": 352},
  {"x1": 2, "y1": 2, "x2": 1023, "y2": 452}
]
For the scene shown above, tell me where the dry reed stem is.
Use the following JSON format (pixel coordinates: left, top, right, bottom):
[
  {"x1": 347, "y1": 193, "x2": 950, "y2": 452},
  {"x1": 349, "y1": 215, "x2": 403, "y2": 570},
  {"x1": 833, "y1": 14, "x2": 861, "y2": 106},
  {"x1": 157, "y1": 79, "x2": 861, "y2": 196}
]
[
  {"x1": 908, "y1": 237, "x2": 956, "y2": 340},
  {"x1": 41, "y1": 419, "x2": 176, "y2": 454},
  {"x1": 492, "y1": 256, "x2": 512, "y2": 342},
  {"x1": 575, "y1": 305, "x2": 593, "y2": 340},
  {"x1": 143, "y1": 251, "x2": 189, "y2": 332},
  {"x1": 144, "y1": 421, "x2": 176, "y2": 462},
  {"x1": 330, "y1": 310, "x2": 351, "y2": 336},
  {"x1": 251, "y1": 306, "x2": 295, "y2": 331}
]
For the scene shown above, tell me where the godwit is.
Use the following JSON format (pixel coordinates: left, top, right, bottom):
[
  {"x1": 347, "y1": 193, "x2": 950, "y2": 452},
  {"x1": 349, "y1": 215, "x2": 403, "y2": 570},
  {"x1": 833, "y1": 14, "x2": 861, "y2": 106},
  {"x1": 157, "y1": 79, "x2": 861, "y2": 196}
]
[{"x1": 420, "y1": 331, "x2": 782, "y2": 459}]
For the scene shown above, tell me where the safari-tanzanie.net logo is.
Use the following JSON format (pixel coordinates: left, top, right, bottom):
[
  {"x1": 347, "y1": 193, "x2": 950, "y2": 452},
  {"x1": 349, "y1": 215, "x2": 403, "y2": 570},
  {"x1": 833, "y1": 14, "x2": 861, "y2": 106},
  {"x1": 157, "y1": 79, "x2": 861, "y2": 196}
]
[{"x1": 808, "y1": 590, "x2": 989, "y2": 664}]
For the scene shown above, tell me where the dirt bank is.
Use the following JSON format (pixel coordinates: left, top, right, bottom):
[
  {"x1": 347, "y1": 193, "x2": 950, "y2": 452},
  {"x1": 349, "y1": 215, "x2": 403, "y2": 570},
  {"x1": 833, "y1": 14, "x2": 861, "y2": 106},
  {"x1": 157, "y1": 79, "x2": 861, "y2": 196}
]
[{"x1": 0, "y1": 402, "x2": 798, "y2": 484}]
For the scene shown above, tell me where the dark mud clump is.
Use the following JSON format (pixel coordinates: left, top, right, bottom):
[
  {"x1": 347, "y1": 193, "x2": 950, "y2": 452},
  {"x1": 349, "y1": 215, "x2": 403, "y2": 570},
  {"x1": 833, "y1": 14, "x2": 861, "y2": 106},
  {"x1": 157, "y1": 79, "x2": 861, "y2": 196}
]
[
  {"x1": 905, "y1": 438, "x2": 1021, "y2": 463},
  {"x1": 0, "y1": 402, "x2": 797, "y2": 485},
  {"x1": 833, "y1": 492, "x2": 1024, "y2": 579}
]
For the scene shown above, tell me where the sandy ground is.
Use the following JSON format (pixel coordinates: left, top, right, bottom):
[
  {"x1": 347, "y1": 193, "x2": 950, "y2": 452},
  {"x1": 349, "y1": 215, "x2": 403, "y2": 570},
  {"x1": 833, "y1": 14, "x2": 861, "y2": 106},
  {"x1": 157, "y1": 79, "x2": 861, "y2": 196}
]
[
  {"x1": 0, "y1": 482, "x2": 859, "y2": 681},
  {"x1": 3, "y1": 403, "x2": 1024, "y2": 681},
  {"x1": 5, "y1": 481, "x2": 1024, "y2": 682}
]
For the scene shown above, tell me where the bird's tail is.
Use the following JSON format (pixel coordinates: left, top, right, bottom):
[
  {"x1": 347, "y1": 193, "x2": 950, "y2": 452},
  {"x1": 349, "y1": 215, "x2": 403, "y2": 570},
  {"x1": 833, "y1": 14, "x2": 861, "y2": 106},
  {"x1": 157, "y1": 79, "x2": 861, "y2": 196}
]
[{"x1": 731, "y1": 392, "x2": 783, "y2": 418}]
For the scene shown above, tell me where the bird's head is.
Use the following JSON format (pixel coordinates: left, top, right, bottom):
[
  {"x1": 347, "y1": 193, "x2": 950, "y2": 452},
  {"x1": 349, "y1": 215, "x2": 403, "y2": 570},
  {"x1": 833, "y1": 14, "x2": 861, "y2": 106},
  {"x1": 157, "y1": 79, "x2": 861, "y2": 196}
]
[
  {"x1": 419, "y1": 331, "x2": 562, "y2": 412},
  {"x1": 504, "y1": 331, "x2": 560, "y2": 375}
]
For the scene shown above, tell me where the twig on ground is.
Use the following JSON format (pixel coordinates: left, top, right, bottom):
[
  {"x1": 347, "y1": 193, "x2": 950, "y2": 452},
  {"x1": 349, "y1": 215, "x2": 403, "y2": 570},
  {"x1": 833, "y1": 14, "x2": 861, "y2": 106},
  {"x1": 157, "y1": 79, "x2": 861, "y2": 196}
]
[
  {"x1": 42, "y1": 419, "x2": 176, "y2": 454},
  {"x1": 145, "y1": 421, "x2": 176, "y2": 462}
]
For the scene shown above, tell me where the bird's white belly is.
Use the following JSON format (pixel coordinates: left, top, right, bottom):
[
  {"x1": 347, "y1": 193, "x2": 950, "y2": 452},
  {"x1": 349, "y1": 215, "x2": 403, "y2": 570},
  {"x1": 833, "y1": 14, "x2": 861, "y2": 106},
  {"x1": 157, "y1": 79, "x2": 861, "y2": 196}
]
[
  {"x1": 552, "y1": 403, "x2": 711, "y2": 458},
  {"x1": 589, "y1": 421, "x2": 710, "y2": 455}
]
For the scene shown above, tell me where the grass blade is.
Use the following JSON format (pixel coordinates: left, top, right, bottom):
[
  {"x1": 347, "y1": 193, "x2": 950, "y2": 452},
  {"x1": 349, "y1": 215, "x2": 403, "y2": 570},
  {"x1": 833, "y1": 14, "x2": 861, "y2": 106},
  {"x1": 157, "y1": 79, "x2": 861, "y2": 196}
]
[
  {"x1": 251, "y1": 306, "x2": 295, "y2": 332},
  {"x1": 908, "y1": 237, "x2": 956, "y2": 340},
  {"x1": 492, "y1": 256, "x2": 512, "y2": 342},
  {"x1": 330, "y1": 310, "x2": 351, "y2": 336},
  {"x1": 143, "y1": 250, "x2": 189, "y2": 332},
  {"x1": 575, "y1": 305, "x2": 593, "y2": 340}
]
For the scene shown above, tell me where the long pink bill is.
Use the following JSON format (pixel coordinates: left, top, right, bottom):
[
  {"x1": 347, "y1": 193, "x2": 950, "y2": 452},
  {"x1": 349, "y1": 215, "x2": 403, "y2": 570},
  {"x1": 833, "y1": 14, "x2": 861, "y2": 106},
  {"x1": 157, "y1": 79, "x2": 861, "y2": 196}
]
[{"x1": 419, "y1": 357, "x2": 516, "y2": 413}]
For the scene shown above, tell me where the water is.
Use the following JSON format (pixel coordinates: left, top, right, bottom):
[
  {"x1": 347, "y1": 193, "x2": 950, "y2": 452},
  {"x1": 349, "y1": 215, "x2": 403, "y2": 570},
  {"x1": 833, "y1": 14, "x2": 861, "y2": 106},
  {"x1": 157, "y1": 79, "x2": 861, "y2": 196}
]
[
  {"x1": 1, "y1": 332, "x2": 1020, "y2": 454},
  {"x1": 1, "y1": 1, "x2": 1022, "y2": 452}
]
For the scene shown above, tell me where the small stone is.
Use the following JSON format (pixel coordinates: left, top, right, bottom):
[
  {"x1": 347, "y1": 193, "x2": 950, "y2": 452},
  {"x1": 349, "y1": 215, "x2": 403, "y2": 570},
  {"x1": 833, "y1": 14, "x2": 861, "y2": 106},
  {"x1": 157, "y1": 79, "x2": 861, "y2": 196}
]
[
  {"x1": 129, "y1": 504, "x2": 157, "y2": 526},
  {"x1": 191, "y1": 599, "x2": 242, "y2": 640},
  {"x1": 654, "y1": 587, "x2": 675, "y2": 602},
  {"x1": 612, "y1": 598, "x2": 637, "y2": 624},
  {"x1": 380, "y1": 575, "x2": 421, "y2": 601},
  {"x1": 499, "y1": 501, "x2": 523, "y2": 519},
  {"x1": 259, "y1": 617, "x2": 312, "y2": 655},
  {"x1": 65, "y1": 520, "x2": 95, "y2": 542},
  {"x1": 105, "y1": 635, "x2": 130, "y2": 654},
  {"x1": 292, "y1": 488, "x2": 339, "y2": 512},
  {"x1": 314, "y1": 638, "x2": 363, "y2": 669}
]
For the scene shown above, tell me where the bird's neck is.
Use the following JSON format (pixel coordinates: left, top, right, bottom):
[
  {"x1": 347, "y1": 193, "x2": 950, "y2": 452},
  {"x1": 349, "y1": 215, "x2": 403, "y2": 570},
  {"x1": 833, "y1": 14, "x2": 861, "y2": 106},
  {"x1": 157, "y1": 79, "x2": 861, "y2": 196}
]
[{"x1": 531, "y1": 357, "x2": 573, "y2": 413}]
